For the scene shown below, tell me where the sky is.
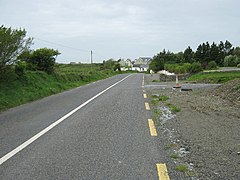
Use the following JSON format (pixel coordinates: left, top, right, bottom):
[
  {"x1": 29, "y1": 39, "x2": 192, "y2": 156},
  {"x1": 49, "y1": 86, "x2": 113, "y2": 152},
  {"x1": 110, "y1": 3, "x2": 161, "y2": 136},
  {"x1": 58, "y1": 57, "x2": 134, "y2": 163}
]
[{"x1": 1, "y1": 0, "x2": 239, "y2": 63}]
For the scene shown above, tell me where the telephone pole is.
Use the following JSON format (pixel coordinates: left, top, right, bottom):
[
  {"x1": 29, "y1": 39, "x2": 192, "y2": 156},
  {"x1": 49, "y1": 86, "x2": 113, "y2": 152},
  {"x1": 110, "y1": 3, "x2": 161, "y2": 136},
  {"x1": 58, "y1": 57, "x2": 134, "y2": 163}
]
[{"x1": 91, "y1": 50, "x2": 93, "y2": 64}]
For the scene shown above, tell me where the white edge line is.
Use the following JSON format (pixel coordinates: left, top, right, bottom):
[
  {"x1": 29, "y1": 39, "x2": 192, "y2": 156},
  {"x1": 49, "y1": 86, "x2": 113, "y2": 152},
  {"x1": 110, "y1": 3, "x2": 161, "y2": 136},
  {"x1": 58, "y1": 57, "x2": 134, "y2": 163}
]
[{"x1": 0, "y1": 74, "x2": 132, "y2": 165}]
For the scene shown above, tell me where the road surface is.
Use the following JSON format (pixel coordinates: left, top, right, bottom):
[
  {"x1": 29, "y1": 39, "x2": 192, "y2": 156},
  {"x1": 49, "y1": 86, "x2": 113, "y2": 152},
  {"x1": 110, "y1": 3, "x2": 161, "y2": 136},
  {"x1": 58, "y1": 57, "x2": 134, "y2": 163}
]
[{"x1": 0, "y1": 74, "x2": 169, "y2": 179}]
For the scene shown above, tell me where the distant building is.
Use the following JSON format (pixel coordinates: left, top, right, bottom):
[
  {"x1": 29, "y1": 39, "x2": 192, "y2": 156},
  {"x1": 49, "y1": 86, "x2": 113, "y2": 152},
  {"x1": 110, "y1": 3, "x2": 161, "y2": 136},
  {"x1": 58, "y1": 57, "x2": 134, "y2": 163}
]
[
  {"x1": 134, "y1": 57, "x2": 152, "y2": 65},
  {"x1": 119, "y1": 57, "x2": 152, "y2": 72},
  {"x1": 132, "y1": 64, "x2": 148, "y2": 72}
]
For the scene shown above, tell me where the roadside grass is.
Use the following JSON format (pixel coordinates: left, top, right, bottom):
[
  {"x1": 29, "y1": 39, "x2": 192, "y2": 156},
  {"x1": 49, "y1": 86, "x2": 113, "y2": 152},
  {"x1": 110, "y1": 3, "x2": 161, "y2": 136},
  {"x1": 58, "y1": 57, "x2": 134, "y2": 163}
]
[
  {"x1": 171, "y1": 152, "x2": 179, "y2": 160},
  {"x1": 187, "y1": 71, "x2": 240, "y2": 83},
  {"x1": 150, "y1": 99, "x2": 158, "y2": 106},
  {"x1": 0, "y1": 64, "x2": 122, "y2": 111},
  {"x1": 152, "y1": 108, "x2": 162, "y2": 126},
  {"x1": 158, "y1": 95, "x2": 169, "y2": 101},
  {"x1": 175, "y1": 164, "x2": 188, "y2": 172},
  {"x1": 150, "y1": 93, "x2": 180, "y2": 127},
  {"x1": 170, "y1": 105, "x2": 181, "y2": 113}
]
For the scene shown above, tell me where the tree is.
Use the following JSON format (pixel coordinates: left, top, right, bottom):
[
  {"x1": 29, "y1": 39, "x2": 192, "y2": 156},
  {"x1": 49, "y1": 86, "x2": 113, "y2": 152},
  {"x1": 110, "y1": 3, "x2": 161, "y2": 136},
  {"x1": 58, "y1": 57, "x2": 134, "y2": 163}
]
[
  {"x1": 233, "y1": 47, "x2": 240, "y2": 58},
  {"x1": 0, "y1": 25, "x2": 32, "y2": 72},
  {"x1": 29, "y1": 48, "x2": 60, "y2": 73},
  {"x1": 207, "y1": 61, "x2": 217, "y2": 70},
  {"x1": 195, "y1": 42, "x2": 212, "y2": 68},
  {"x1": 183, "y1": 46, "x2": 194, "y2": 63},
  {"x1": 103, "y1": 59, "x2": 120, "y2": 71},
  {"x1": 164, "y1": 63, "x2": 193, "y2": 88},
  {"x1": 224, "y1": 40, "x2": 234, "y2": 56},
  {"x1": 223, "y1": 55, "x2": 239, "y2": 67},
  {"x1": 149, "y1": 49, "x2": 166, "y2": 72},
  {"x1": 194, "y1": 44, "x2": 204, "y2": 63},
  {"x1": 189, "y1": 62, "x2": 202, "y2": 73}
]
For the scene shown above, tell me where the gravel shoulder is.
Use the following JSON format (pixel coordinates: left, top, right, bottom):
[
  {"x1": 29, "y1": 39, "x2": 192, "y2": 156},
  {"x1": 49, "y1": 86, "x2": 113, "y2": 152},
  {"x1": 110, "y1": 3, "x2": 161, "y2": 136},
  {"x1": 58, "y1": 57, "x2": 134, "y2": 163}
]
[{"x1": 144, "y1": 74, "x2": 240, "y2": 179}]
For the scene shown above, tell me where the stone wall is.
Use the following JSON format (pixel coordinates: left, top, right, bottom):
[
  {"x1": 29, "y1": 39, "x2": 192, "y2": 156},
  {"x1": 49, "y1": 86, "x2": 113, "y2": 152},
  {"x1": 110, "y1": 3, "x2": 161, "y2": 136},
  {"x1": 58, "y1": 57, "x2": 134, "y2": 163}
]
[{"x1": 159, "y1": 74, "x2": 191, "y2": 82}]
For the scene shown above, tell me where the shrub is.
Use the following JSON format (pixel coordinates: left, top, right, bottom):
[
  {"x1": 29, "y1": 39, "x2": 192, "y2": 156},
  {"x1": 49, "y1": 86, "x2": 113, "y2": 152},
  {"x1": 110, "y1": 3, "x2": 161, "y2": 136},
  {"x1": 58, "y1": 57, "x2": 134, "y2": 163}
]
[
  {"x1": 207, "y1": 61, "x2": 217, "y2": 70},
  {"x1": 237, "y1": 64, "x2": 240, "y2": 68},
  {"x1": 0, "y1": 66, "x2": 17, "y2": 82},
  {"x1": 189, "y1": 62, "x2": 202, "y2": 73},
  {"x1": 224, "y1": 55, "x2": 239, "y2": 67},
  {"x1": 29, "y1": 48, "x2": 60, "y2": 74},
  {"x1": 15, "y1": 61, "x2": 27, "y2": 76}
]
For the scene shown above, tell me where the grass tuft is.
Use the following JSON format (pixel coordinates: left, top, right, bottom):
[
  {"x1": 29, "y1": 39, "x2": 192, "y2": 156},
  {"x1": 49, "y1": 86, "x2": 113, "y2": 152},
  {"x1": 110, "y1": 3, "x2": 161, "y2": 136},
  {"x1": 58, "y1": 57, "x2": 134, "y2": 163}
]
[{"x1": 175, "y1": 164, "x2": 188, "y2": 172}]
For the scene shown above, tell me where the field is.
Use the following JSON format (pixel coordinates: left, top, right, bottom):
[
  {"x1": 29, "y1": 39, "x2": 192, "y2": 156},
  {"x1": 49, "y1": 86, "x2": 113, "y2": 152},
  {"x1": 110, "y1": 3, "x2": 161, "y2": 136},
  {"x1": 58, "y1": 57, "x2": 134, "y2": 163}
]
[{"x1": 0, "y1": 64, "x2": 122, "y2": 111}]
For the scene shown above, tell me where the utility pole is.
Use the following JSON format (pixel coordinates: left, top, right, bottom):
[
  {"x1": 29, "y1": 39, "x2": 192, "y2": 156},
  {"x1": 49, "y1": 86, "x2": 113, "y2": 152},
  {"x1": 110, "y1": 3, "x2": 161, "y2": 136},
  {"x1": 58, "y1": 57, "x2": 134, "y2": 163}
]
[{"x1": 91, "y1": 50, "x2": 93, "y2": 64}]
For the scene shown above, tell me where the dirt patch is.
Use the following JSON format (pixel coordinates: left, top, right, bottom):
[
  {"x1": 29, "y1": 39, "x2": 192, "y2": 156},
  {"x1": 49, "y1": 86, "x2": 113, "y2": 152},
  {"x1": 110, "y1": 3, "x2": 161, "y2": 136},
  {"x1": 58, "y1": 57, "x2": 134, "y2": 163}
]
[{"x1": 146, "y1": 75, "x2": 240, "y2": 179}]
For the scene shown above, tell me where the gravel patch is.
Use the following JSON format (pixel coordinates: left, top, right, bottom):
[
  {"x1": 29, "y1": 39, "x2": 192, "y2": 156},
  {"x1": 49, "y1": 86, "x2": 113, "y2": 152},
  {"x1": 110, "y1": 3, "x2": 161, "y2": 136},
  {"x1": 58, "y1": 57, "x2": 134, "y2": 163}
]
[{"x1": 145, "y1": 74, "x2": 240, "y2": 179}]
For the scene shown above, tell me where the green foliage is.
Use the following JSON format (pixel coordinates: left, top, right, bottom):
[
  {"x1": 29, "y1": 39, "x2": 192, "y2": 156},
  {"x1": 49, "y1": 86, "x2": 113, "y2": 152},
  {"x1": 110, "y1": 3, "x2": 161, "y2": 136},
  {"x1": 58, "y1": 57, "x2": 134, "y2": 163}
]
[
  {"x1": 17, "y1": 50, "x2": 32, "y2": 63},
  {"x1": 207, "y1": 61, "x2": 217, "y2": 70},
  {"x1": 164, "y1": 63, "x2": 201, "y2": 74},
  {"x1": 113, "y1": 63, "x2": 121, "y2": 71},
  {"x1": 149, "y1": 40, "x2": 235, "y2": 72},
  {"x1": 233, "y1": 47, "x2": 240, "y2": 58},
  {"x1": 189, "y1": 62, "x2": 203, "y2": 73},
  {"x1": 0, "y1": 63, "x2": 121, "y2": 111},
  {"x1": 175, "y1": 165, "x2": 188, "y2": 172},
  {"x1": 29, "y1": 48, "x2": 60, "y2": 73},
  {"x1": 15, "y1": 61, "x2": 27, "y2": 76},
  {"x1": 183, "y1": 46, "x2": 195, "y2": 63},
  {"x1": 224, "y1": 55, "x2": 239, "y2": 67},
  {"x1": 0, "y1": 65, "x2": 17, "y2": 82},
  {"x1": 169, "y1": 105, "x2": 181, "y2": 113},
  {"x1": 237, "y1": 64, "x2": 240, "y2": 68},
  {"x1": 188, "y1": 71, "x2": 240, "y2": 83},
  {"x1": 103, "y1": 59, "x2": 121, "y2": 71},
  {"x1": 158, "y1": 95, "x2": 169, "y2": 101},
  {"x1": 171, "y1": 153, "x2": 179, "y2": 159},
  {"x1": 149, "y1": 58, "x2": 164, "y2": 72},
  {"x1": 0, "y1": 25, "x2": 32, "y2": 72}
]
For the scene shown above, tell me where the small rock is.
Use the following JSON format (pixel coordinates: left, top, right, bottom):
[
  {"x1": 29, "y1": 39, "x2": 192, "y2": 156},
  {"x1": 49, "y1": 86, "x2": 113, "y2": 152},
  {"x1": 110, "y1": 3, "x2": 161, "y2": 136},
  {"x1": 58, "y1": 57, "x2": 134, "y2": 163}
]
[{"x1": 237, "y1": 152, "x2": 240, "y2": 155}]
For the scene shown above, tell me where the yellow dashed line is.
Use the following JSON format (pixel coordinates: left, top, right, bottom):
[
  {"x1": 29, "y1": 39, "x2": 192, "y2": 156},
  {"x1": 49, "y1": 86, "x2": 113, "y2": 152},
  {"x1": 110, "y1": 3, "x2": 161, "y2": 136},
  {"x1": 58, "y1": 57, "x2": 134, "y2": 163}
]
[
  {"x1": 145, "y1": 102, "x2": 150, "y2": 110},
  {"x1": 156, "y1": 163, "x2": 170, "y2": 180},
  {"x1": 148, "y1": 119, "x2": 157, "y2": 136},
  {"x1": 143, "y1": 94, "x2": 147, "y2": 99},
  {"x1": 143, "y1": 90, "x2": 146, "y2": 93}
]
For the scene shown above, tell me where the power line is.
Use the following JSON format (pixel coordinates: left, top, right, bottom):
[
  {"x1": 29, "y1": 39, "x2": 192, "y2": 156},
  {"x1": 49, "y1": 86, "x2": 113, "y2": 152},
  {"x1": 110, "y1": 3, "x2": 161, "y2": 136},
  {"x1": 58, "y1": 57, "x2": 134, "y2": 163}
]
[
  {"x1": 32, "y1": 37, "x2": 89, "y2": 53},
  {"x1": 30, "y1": 36, "x2": 109, "y2": 62}
]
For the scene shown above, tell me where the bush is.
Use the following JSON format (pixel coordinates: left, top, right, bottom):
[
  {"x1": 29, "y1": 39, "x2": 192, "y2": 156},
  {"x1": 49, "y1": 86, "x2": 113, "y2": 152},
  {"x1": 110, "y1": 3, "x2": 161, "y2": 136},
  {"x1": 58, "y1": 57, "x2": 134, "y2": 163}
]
[
  {"x1": 189, "y1": 62, "x2": 202, "y2": 73},
  {"x1": 15, "y1": 61, "x2": 27, "y2": 76},
  {"x1": 0, "y1": 66, "x2": 17, "y2": 82},
  {"x1": 224, "y1": 55, "x2": 239, "y2": 67},
  {"x1": 237, "y1": 64, "x2": 240, "y2": 68},
  {"x1": 207, "y1": 61, "x2": 217, "y2": 70},
  {"x1": 29, "y1": 48, "x2": 60, "y2": 74}
]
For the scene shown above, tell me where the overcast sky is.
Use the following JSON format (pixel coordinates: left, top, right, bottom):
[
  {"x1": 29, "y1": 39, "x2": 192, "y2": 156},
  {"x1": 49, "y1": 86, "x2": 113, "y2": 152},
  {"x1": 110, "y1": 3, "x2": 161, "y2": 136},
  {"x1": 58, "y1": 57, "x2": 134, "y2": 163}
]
[{"x1": 1, "y1": 0, "x2": 239, "y2": 63}]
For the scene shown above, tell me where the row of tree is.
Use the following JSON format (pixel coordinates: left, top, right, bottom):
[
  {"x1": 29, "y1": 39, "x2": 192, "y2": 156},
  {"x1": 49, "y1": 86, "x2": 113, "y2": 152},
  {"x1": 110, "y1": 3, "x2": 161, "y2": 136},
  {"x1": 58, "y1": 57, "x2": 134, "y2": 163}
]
[{"x1": 149, "y1": 40, "x2": 240, "y2": 72}]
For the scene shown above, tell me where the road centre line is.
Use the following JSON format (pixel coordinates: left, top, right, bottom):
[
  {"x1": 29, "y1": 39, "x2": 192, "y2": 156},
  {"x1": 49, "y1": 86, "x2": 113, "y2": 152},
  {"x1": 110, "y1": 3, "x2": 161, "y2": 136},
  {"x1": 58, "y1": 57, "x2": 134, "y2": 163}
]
[
  {"x1": 148, "y1": 119, "x2": 157, "y2": 136},
  {"x1": 0, "y1": 74, "x2": 132, "y2": 165},
  {"x1": 156, "y1": 163, "x2": 170, "y2": 180},
  {"x1": 145, "y1": 102, "x2": 150, "y2": 110},
  {"x1": 143, "y1": 94, "x2": 147, "y2": 99}
]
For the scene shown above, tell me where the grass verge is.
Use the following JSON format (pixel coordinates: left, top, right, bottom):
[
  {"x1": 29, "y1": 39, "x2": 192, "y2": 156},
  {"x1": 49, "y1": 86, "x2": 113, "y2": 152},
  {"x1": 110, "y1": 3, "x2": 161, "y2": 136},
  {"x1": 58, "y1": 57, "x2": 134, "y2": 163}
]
[
  {"x1": 187, "y1": 71, "x2": 240, "y2": 83},
  {"x1": 0, "y1": 64, "x2": 125, "y2": 112}
]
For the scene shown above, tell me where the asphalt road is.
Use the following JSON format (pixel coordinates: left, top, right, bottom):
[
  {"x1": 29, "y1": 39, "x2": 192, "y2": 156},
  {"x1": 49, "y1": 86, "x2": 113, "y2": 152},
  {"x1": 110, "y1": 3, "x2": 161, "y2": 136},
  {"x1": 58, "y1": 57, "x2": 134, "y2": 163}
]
[{"x1": 0, "y1": 74, "x2": 162, "y2": 180}]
